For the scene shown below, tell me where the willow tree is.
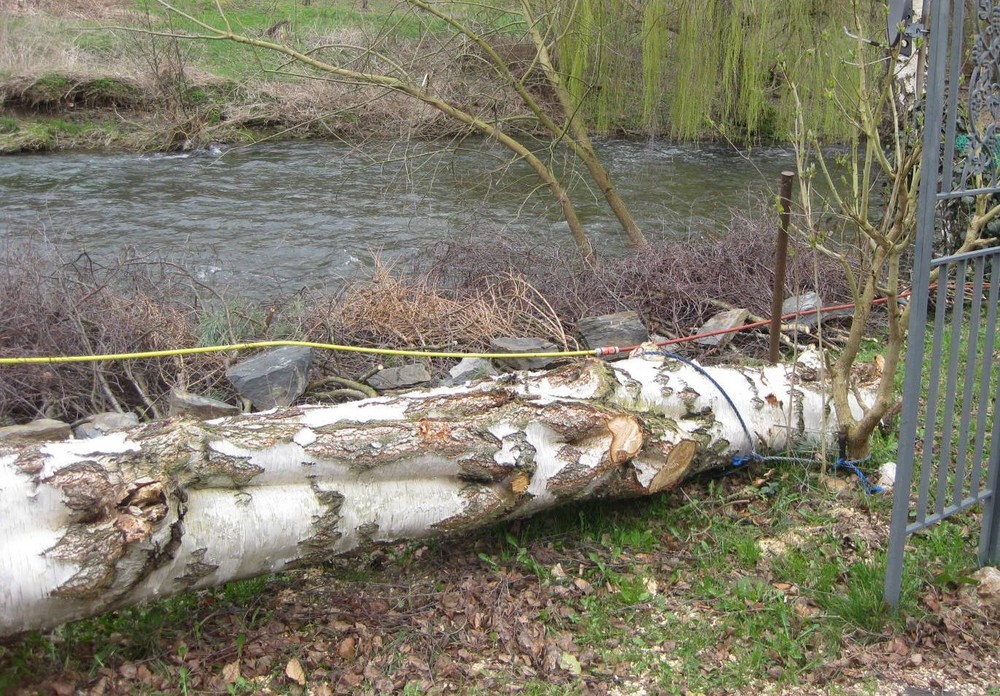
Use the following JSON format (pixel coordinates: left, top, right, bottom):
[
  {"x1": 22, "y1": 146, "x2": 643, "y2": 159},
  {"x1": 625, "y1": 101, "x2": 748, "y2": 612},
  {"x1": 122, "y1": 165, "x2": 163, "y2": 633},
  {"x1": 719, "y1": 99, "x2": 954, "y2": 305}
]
[{"x1": 544, "y1": 0, "x2": 874, "y2": 141}]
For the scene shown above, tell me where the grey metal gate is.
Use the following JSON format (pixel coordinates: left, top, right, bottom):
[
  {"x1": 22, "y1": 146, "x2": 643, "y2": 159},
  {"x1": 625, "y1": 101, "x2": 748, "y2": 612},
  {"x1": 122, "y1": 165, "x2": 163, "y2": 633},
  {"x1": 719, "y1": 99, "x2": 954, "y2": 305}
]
[{"x1": 883, "y1": 0, "x2": 1000, "y2": 607}]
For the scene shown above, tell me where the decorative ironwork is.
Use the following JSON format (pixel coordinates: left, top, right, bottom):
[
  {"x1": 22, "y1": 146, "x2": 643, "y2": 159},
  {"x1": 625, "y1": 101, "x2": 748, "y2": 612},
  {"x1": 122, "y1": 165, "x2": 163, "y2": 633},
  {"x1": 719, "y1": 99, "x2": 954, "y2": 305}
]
[{"x1": 960, "y1": 0, "x2": 1000, "y2": 188}]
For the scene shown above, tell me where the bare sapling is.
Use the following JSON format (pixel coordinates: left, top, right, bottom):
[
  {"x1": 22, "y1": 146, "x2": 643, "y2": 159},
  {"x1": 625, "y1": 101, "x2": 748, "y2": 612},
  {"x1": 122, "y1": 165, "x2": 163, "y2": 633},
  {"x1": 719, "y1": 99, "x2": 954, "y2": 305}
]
[{"x1": 789, "y1": 4, "x2": 1000, "y2": 459}]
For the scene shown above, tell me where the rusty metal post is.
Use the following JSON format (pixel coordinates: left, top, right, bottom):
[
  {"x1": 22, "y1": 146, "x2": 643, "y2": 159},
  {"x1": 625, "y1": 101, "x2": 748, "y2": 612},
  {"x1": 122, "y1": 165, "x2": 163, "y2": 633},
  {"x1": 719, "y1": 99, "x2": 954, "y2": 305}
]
[{"x1": 769, "y1": 171, "x2": 795, "y2": 364}]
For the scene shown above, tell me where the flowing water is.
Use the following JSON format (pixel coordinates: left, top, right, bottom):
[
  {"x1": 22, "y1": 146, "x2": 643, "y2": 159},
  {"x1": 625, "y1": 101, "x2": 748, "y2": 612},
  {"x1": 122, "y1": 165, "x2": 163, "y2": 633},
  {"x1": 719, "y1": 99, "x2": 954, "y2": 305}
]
[{"x1": 0, "y1": 139, "x2": 796, "y2": 292}]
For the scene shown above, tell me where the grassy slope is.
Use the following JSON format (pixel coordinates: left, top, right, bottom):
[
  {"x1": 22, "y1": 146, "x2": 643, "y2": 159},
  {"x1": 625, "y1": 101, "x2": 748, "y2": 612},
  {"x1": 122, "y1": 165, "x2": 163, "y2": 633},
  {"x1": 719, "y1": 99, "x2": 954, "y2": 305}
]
[{"x1": 0, "y1": 0, "x2": 512, "y2": 153}]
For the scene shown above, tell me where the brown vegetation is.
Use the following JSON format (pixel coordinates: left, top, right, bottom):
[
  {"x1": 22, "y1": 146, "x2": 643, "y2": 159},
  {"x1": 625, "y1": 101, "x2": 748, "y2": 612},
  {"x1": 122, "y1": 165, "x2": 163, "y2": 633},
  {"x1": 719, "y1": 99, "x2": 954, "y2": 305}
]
[
  {"x1": 0, "y1": 213, "x2": 854, "y2": 425},
  {"x1": 427, "y1": 211, "x2": 855, "y2": 343},
  {"x1": 0, "y1": 241, "x2": 230, "y2": 423}
]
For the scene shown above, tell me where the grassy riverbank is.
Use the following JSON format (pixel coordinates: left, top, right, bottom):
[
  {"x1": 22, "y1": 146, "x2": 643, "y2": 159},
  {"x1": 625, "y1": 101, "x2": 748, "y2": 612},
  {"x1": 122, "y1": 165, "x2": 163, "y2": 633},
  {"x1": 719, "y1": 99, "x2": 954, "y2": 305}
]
[
  {"x1": 1, "y1": 0, "x2": 861, "y2": 153},
  {"x1": 0, "y1": 0, "x2": 542, "y2": 153}
]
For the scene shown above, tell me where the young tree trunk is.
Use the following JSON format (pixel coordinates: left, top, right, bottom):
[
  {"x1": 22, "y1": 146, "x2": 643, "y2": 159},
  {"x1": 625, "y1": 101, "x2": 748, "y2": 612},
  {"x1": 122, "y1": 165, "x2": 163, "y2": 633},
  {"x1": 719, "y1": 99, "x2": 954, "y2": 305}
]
[{"x1": 1, "y1": 354, "x2": 861, "y2": 636}]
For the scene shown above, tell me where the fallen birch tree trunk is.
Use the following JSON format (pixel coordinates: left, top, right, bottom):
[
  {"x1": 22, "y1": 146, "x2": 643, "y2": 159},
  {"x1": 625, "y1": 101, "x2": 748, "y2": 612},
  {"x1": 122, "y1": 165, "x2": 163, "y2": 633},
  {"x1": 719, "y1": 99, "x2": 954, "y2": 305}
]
[{"x1": 1, "y1": 352, "x2": 861, "y2": 636}]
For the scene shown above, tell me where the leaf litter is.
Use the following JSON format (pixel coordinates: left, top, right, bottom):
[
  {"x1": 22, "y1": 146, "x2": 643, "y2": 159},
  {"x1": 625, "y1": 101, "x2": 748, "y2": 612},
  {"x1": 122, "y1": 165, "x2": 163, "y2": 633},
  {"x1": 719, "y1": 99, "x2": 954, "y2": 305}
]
[{"x1": 2, "y1": 468, "x2": 998, "y2": 695}]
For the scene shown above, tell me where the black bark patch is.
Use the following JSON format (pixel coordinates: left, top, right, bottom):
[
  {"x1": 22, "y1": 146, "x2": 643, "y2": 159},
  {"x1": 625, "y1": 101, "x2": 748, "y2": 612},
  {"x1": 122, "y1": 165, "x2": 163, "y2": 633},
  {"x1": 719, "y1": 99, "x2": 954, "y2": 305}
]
[{"x1": 174, "y1": 548, "x2": 219, "y2": 589}]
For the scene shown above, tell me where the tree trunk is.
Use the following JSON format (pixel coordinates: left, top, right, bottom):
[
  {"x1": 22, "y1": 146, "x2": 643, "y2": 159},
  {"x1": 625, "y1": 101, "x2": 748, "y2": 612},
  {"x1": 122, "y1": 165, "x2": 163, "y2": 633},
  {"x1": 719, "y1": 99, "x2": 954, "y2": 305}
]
[{"x1": 0, "y1": 354, "x2": 860, "y2": 636}]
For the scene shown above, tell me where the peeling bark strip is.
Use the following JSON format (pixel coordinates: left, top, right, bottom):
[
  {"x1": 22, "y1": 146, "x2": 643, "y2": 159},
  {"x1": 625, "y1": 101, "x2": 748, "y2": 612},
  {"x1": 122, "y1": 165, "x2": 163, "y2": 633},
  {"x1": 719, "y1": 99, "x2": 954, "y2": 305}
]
[{"x1": 0, "y1": 354, "x2": 862, "y2": 635}]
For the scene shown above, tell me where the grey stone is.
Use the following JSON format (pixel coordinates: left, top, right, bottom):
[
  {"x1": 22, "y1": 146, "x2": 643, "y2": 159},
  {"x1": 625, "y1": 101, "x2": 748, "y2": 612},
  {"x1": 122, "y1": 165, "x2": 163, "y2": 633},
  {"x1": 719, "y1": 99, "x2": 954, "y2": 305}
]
[
  {"x1": 781, "y1": 292, "x2": 853, "y2": 328},
  {"x1": 490, "y1": 337, "x2": 559, "y2": 371},
  {"x1": 446, "y1": 357, "x2": 496, "y2": 386},
  {"x1": 74, "y1": 412, "x2": 139, "y2": 439},
  {"x1": 226, "y1": 346, "x2": 313, "y2": 410},
  {"x1": 694, "y1": 308, "x2": 749, "y2": 348},
  {"x1": 169, "y1": 390, "x2": 241, "y2": 420},
  {"x1": 0, "y1": 418, "x2": 72, "y2": 443},
  {"x1": 964, "y1": 566, "x2": 1000, "y2": 616},
  {"x1": 367, "y1": 363, "x2": 432, "y2": 391},
  {"x1": 576, "y1": 311, "x2": 649, "y2": 359}
]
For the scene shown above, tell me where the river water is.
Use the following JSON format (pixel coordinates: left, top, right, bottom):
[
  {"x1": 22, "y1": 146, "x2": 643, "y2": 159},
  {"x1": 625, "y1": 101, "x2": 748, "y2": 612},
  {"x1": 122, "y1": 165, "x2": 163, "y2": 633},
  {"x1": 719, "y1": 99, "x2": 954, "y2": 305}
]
[{"x1": 0, "y1": 139, "x2": 795, "y2": 291}]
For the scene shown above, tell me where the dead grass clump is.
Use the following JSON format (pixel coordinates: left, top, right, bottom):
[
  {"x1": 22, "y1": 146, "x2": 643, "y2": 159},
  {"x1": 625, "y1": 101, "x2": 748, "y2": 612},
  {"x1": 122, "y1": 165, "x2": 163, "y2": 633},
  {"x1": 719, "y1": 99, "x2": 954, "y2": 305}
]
[
  {"x1": 0, "y1": 240, "x2": 230, "y2": 423},
  {"x1": 1, "y1": 73, "x2": 146, "y2": 112},
  {"x1": 300, "y1": 257, "x2": 571, "y2": 378}
]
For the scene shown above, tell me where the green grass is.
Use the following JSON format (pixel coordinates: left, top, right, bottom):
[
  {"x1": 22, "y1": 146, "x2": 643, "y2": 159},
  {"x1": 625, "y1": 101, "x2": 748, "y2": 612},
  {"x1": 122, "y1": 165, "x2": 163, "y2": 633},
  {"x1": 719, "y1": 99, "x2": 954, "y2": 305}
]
[{"x1": 120, "y1": 0, "x2": 464, "y2": 80}]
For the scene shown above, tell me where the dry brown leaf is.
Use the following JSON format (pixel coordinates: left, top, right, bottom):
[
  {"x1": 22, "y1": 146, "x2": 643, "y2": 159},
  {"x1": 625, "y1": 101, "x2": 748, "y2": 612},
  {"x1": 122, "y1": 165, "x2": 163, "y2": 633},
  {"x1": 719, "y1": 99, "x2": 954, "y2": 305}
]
[
  {"x1": 338, "y1": 636, "x2": 357, "y2": 660},
  {"x1": 221, "y1": 660, "x2": 241, "y2": 685},
  {"x1": 50, "y1": 682, "x2": 74, "y2": 696},
  {"x1": 285, "y1": 657, "x2": 306, "y2": 686}
]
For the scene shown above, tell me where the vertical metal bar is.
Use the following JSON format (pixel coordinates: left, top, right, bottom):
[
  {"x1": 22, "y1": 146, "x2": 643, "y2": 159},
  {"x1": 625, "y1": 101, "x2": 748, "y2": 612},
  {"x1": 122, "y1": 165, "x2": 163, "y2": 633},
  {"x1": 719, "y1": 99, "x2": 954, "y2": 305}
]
[
  {"x1": 936, "y1": 260, "x2": 968, "y2": 516},
  {"x1": 970, "y1": 256, "x2": 1000, "y2": 497},
  {"x1": 979, "y1": 370, "x2": 1000, "y2": 566},
  {"x1": 953, "y1": 257, "x2": 986, "y2": 506},
  {"x1": 884, "y1": 0, "x2": 955, "y2": 609},
  {"x1": 917, "y1": 279, "x2": 950, "y2": 523},
  {"x1": 769, "y1": 171, "x2": 794, "y2": 364},
  {"x1": 941, "y1": 0, "x2": 965, "y2": 194}
]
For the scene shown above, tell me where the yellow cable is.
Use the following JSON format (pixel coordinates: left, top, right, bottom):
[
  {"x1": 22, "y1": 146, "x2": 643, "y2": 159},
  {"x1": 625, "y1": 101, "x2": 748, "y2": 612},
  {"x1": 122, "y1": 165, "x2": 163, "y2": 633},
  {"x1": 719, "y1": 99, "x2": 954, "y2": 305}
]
[{"x1": 0, "y1": 340, "x2": 597, "y2": 365}]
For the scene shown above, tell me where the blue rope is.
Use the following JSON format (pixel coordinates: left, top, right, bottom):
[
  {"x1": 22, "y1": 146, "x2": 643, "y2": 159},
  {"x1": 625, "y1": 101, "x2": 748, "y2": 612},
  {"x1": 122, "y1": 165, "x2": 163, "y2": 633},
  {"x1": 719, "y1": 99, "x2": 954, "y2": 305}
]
[
  {"x1": 833, "y1": 455, "x2": 883, "y2": 495},
  {"x1": 650, "y1": 350, "x2": 883, "y2": 494}
]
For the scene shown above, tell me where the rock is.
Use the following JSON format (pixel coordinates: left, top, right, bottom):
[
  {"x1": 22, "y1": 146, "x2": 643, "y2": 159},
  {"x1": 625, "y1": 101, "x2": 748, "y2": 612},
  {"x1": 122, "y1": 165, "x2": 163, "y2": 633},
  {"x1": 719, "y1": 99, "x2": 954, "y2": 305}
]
[
  {"x1": 971, "y1": 566, "x2": 1000, "y2": 615},
  {"x1": 169, "y1": 390, "x2": 241, "y2": 420},
  {"x1": 693, "y1": 308, "x2": 749, "y2": 348},
  {"x1": 74, "y1": 412, "x2": 139, "y2": 439},
  {"x1": 782, "y1": 292, "x2": 824, "y2": 327},
  {"x1": 781, "y1": 291, "x2": 853, "y2": 328},
  {"x1": 367, "y1": 364, "x2": 432, "y2": 391},
  {"x1": 0, "y1": 418, "x2": 72, "y2": 443},
  {"x1": 490, "y1": 337, "x2": 560, "y2": 371},
  {"x1": 226, "y1": 347, "x2": 313, "y2": 410},
  {"x1": 878, "y1": 461, "x2": 897, "y2": 489},
  {"x1": 576, "y1": 311, "x2": 649, "y2": 358},
  {"x1": 445, "y1": 358, "x2": 496, "y2": 386}
]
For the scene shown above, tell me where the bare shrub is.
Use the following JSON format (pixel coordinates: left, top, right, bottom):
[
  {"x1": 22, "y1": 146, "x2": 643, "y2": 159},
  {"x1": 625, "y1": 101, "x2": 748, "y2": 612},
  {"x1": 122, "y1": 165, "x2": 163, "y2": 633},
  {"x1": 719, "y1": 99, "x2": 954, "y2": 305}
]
[
  {"x1": 425, "y1": 210, "x2": 856, "y2": 356},
  {"x1": 0, "y1": 211, "x2": 858, "y2": 424},
  {"x1": 0, "y1": 239, "x2": 230, "y2": 423}
]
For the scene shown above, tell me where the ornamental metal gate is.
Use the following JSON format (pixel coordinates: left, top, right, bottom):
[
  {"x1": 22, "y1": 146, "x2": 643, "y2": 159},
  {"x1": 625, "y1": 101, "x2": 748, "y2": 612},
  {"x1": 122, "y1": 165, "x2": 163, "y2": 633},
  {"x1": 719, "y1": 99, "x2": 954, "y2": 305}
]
[{"x1": 883, "y1": 0, "x2": 1000, "y2": 607}]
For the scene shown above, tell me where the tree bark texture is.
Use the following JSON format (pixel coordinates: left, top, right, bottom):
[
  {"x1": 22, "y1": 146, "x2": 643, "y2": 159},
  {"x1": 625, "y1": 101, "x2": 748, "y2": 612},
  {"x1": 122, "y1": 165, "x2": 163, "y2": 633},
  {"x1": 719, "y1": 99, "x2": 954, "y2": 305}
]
[{"x1": 1, "y1": 355, "x2": 860, "y2": 635}]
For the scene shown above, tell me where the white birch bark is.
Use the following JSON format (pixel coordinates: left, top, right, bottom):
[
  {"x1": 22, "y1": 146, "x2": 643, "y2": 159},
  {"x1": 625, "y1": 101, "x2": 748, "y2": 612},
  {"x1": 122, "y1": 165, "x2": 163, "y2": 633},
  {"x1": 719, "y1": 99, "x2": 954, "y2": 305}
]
[{"x1": 0, "y1": 353, "x2": 861, "y2": 635}]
